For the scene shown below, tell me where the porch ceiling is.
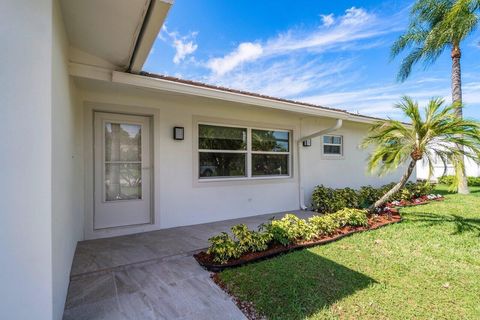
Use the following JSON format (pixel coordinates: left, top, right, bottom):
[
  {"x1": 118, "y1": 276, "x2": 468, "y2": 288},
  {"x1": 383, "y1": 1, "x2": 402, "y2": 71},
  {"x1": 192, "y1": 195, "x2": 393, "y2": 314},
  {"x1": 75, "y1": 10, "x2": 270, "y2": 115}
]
[{"x1": 60, "y1": 0, "x2": 172, "y2": 71}]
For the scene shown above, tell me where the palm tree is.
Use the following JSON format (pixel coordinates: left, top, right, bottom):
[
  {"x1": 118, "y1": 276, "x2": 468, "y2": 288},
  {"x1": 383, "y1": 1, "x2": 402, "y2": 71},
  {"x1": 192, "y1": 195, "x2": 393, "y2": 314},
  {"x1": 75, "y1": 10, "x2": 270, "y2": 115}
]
[
  {"x1": 391, "y1": 0, "x2": 479, "y2": 194},
  {"x1": 362, "y1": 96, "x2": 480, "y2": 210}
]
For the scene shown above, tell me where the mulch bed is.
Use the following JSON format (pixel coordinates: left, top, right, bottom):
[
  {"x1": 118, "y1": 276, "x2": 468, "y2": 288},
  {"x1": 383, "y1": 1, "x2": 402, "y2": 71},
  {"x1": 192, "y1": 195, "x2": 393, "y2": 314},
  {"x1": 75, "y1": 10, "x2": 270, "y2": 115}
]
[{"x1": 195, "y1": 211, "x2": 402, "y2": 272}]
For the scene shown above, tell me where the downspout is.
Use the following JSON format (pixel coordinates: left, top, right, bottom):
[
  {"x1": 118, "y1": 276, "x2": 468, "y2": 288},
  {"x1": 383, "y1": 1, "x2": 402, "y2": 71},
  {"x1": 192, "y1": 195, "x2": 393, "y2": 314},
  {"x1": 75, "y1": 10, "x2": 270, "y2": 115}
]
[{"x1": 297, "y1": 119, "x2": 343, "y2": 210}]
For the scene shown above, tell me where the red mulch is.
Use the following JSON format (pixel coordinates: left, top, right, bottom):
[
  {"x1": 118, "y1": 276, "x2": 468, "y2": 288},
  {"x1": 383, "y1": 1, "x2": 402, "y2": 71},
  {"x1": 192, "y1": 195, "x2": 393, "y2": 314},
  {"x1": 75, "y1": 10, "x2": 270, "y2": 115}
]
[{"x1": 194, "y1": 212, "x2": 402, "y2": 272}]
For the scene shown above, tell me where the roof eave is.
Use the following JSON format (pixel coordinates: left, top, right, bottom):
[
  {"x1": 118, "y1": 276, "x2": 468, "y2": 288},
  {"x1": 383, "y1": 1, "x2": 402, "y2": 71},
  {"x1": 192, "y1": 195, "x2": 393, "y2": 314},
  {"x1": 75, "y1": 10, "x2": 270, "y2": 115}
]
[
  {"x1": 69, "y1": 63, "x2": 386, "y2": 124},
  {"x1": 129, "y1": 0, "x2": 173, "y2": 73}
]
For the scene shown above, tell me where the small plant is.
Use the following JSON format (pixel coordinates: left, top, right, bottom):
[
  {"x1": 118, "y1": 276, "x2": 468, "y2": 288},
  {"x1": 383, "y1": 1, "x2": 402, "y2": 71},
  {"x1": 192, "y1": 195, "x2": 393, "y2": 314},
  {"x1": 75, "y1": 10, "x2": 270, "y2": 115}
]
[
  {"x1": 308, "y1": 215, "x2": 340, "y2": 236},
  {"x1": 313, "y1": 182, "x2": 435, "y2": 213},
  {"x1": 335, "y1": 208, "x2": 369, "y2": 227},
  {"x1": 207, "y1": 232, "x2": 241, "y2": 264},
  {"x1": 439, "y1": 175, "x2": 480, "y2": 187},
  {"x1": 231, "y1": 224, "x2": 272, "y2": 253},
  {"x1": 265, "y1": 214, "x2": 316, "y2": 245},
  {"x1": 358, "y1": 185, "x2": 381, "y2": 208}
]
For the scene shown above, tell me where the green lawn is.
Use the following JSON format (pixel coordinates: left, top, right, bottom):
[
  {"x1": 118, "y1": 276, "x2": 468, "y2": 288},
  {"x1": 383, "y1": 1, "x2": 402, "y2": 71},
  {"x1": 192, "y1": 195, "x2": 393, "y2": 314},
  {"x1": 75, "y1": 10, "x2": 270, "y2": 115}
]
[{"x1": 219, "y1": 186, "x2": 480, "y2": 320}]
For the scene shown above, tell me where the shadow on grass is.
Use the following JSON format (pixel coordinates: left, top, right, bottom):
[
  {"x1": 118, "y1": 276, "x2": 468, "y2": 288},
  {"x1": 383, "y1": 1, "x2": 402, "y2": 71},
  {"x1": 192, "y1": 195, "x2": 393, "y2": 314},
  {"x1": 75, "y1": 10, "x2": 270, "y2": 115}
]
[
  {"x1": 407, "y1": 212, "x2": 480, "y2": 236},
  {"x1": 221, "y1": 251, "x2": 377, "y2": 320}
]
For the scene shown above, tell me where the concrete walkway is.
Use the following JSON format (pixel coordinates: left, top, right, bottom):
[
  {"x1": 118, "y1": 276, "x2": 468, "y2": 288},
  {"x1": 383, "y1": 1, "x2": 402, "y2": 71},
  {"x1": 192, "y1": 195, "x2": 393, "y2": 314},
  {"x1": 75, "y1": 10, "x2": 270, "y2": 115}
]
[{"x1": 63, "y1": 210, "x2": 315, "y2": 320}]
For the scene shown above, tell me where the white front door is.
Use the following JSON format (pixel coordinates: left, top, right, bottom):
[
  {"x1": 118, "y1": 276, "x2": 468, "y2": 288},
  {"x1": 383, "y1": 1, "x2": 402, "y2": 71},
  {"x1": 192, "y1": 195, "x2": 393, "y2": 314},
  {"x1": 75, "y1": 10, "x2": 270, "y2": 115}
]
[{"x1": 94, "y1": 112, "x2": 152, "y2": 229}]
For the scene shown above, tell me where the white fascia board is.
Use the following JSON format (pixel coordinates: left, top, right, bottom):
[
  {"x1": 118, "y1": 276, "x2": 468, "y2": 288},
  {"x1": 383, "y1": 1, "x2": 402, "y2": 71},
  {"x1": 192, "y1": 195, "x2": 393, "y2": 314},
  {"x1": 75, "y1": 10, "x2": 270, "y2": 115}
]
[
  {"x1": 129, "y1": 0, "x2": 173, "y2": 73},
  {"x1": 111, "y1": 71, "x2": 352, "y2": 119},
  {"x1": 69, "y1": 62, "x2": 112, "y2": 82}
]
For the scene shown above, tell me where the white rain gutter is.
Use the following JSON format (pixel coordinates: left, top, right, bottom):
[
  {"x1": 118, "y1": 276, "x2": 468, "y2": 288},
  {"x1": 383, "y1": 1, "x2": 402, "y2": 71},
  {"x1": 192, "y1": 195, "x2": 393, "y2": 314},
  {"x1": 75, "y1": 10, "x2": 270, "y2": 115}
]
[{"x1": 297, "y1": 119, "x2": 343, "y2": 210}]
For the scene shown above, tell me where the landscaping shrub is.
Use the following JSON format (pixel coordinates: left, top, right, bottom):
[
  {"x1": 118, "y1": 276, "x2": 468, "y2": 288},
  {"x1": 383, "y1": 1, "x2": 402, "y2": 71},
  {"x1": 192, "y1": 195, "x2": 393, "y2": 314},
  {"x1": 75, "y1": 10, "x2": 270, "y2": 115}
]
[
  {"x1": 231, "y1": 224, "x2": 271, "y2": 253},
  {"x1": 264, "y1": 214, "x2": 316, "y2": 245},
  {"x1": 312, "y1": 182, "x2": 433, "y2": 213},
  {"x1": 311, "y1": 185, "x2": 360, "y2": 213},
  {"x1": 207, "y1": 209, "x2": 370, "y2": 264},
  {"x1": 308, "y1": 215, "x2": 340, "y2": 236},
  {"x1": 207, "y1": 232, "x2": 241, "y2": 264},
  {"x1": 334, "y1": 208, "x2": 369, "y2": 227},
  {"x1": 438, "y1": 175, "x2": 480, "y2": 186},
  {"x1": 358, "y1": 186, "x2": 381, "y2": 208}
]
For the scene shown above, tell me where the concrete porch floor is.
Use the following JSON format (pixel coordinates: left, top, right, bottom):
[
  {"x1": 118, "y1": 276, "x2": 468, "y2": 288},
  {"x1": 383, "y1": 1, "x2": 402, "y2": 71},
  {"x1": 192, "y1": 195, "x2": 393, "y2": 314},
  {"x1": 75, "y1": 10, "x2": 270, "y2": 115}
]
[{"x1": 63, "y1": 210, "x2": 316, "y2": 320}]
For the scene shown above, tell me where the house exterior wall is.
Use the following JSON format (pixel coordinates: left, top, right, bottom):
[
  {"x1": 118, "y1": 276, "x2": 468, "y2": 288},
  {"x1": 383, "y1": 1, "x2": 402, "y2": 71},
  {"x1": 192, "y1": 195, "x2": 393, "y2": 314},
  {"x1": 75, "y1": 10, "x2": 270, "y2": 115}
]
[
  {"x1": 78, "y1": 82, "x2": 408, "y2": 239},
  {"x1": 52, "y1": 1, "x2": 84, "y2": 319},
  {"x1": 300, "y1": 117, "x2": 410, "y2": 205},
  {"x1": 417, "y1": 157, "x2": 480, "y2": 181},
  {"x1": 0, "y1": 0, "x2": 54, "y2": 319}
]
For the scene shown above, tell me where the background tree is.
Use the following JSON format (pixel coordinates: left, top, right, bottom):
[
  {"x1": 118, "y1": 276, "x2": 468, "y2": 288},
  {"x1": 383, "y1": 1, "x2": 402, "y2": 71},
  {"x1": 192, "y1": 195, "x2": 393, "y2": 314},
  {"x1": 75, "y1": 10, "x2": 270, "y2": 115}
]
[
  {"x1": 391, "y1": 0, "x2": 479, "y2": 194},
  {"x1": 362, "y1": 96, "x2": 480, "y2": 210}
]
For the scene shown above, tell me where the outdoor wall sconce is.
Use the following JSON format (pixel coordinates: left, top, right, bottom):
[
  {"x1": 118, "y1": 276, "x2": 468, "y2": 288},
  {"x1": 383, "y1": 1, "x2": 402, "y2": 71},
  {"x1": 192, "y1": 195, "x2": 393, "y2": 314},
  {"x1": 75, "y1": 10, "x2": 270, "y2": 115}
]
[
  {"x1": 302, "y1": 139, "x2": 312, "y2": 147},
  {"x1": 173, "y1": 126, "x2": 184, "y2": 140}
]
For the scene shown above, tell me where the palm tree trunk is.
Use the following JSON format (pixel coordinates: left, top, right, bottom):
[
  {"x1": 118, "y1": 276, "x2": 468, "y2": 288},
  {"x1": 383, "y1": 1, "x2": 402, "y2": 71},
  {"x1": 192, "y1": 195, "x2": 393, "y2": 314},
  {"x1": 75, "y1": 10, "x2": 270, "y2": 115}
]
[
  {"x1": 451, "y1": 45, "x2": 469, "y2": 194},
  {"x1": 370, "y1": 160, "x2": 417, "y2": 210}
]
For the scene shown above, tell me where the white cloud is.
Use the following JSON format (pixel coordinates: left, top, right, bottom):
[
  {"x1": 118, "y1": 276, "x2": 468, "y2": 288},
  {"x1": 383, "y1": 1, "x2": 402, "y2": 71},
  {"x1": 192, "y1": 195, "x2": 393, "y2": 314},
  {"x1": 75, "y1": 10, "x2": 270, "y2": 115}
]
[
  {"x1": 206, "y1": 7, "x2": 401, "y2": 75},
  {"x1": 205, "y1": 57, "x2": 356, "y2": 99},
  {"x1": 320, "y1": 13, "x2": 335, "y2": 27},
  {"x1": 172, "y1": 39, "x2": 198, "y2": 64},
  {"x1": 160, "y1": 26, "x2": 198, "y2": 64},
  {"x1": 341, "y1": 7, "x2": 371, "y2": 26},
  {"x1": 298, "y1": 79, "x2": 480, "y2": 118},
  {"x1": 207, "y1": 42, "x2": 263, "y2": 75}
]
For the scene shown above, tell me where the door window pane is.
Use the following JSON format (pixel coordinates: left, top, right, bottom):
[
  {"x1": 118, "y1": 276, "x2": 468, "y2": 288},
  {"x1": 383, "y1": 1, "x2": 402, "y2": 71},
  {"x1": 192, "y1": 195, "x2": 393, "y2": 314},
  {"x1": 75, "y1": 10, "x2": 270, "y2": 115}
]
[
  {"x1": 105, "y1": 163, "x2": 142, "y2": 201},
  {"x1": 199, "y1": 152, "x2": 246, "y2": 178},
  {"x1": 252, "y1": 130, "x2": 289, "y2": 152},
  {"x1": 199, "y1": 125, "x2": 247, "y2": 150},
  {"x1": 252, "y1": 154, "x2": 289, "y2": 176},
  {"x1": 105, "y1": 123, "x2": 141, "y2": 161}
]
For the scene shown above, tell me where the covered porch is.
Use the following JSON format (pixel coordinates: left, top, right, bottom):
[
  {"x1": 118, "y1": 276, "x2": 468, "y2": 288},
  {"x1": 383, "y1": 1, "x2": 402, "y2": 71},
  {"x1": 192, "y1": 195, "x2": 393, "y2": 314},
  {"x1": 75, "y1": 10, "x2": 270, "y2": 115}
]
[{"x1": 64, "y1": 210, "x2": 316, "y2": 319}]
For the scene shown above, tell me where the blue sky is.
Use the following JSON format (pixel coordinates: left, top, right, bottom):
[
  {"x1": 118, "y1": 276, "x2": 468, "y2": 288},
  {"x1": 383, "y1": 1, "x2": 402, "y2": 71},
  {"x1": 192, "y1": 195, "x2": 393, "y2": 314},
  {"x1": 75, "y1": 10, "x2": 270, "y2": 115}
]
[{"x1": 144, "y1": 0, "x2": 480, "y2": 120}]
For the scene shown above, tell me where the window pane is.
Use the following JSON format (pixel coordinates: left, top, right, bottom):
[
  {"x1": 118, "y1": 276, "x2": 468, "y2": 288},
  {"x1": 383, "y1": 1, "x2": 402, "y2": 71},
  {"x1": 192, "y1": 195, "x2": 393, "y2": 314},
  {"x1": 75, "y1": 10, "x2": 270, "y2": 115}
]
[
  {"x1": 199, "y1": 125, "x2": 247, "y2": 150},
  {"x1": 252, "y1": 130, "x2": 289, "y2": 152},
  {"x1": 105, "y1": 163, "x2": 142, "y2": 201},
  {"x1": 252, "y1": 154, "x2": 289, "y2": 176},
  {"x1": 199, "y1": 152, "x2": 246, "y2": 178},
  {"x1": 323, "y1": 135, "x2": 342, "y2": 145},
  {"x1": 105, "y1": 123, "x2": 141, "y2": 161},
  {"x1": 324, "y1": 145, "x2": 342, "y2": 155}
]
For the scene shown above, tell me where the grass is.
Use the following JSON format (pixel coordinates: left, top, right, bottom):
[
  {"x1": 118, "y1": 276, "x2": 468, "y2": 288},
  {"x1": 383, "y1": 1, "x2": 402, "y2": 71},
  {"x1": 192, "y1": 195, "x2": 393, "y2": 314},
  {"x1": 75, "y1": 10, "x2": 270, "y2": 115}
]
[{"x1": 218, "y1": 185, "x2": 480, "y2": 320}]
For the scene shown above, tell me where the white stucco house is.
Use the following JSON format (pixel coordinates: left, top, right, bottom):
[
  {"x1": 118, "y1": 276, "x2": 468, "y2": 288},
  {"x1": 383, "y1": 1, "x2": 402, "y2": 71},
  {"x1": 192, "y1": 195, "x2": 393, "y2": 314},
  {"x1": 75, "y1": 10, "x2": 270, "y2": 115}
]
[{"x1": 1, "y1": 1, "x2": 409, "y2": 319}]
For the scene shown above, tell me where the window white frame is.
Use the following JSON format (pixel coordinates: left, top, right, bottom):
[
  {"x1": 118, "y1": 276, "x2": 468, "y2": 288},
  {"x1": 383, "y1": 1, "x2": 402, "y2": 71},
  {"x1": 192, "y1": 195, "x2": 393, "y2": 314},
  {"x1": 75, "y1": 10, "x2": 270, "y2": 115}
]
[
  {"x1": 197, "y1": 122, "x2": 292, "y2": 181},
  {"x1": 322, "y1": 134, "x2": 343, "y2": 157}
]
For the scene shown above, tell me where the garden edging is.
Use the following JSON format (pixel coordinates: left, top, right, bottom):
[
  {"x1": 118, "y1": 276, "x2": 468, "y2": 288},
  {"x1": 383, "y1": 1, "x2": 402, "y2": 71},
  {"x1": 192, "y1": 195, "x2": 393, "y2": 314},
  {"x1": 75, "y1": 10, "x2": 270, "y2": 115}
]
[{"x1": 195, "y1": 213, "x2": 402, "y2": 272}]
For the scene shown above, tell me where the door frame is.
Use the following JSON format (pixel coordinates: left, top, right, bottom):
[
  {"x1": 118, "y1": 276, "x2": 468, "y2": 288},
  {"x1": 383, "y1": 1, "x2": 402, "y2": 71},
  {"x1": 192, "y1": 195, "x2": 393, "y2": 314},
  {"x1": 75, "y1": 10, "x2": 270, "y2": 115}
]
[
  {"x1": 84, "y1": 102, "x2": 161, "y2": 240},
  {"x1": 93, "y1": 112, "x2": 152, "y2": 230}
]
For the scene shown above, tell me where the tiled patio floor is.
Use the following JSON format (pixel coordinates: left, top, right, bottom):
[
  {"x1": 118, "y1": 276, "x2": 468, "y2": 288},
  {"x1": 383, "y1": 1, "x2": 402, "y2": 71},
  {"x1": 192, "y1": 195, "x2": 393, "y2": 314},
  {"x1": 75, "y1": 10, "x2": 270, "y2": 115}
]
[{"x1": 63, "y1": 210, "x2": 316, "y2": 320}]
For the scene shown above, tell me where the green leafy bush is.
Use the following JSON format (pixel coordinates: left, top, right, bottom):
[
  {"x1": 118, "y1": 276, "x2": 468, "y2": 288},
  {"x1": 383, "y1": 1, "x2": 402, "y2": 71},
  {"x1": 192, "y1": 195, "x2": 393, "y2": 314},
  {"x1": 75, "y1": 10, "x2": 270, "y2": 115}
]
[
  {"x1": 438, "y1": 175, "x2": 480, "y2": 186},
  {"x1": 265, "y1": 214, "x2": 316, "y2": 245},
  {"x1": 358, "y1": 186, "x2": 381, "y2": 208},
  {"x1": 308, "y1": 215, "x2": 340, "y2": 236},
  {"x1": 207, "y1": 232, "x2": 241, "y2": 264},
  {"x1": 231, "y1": 224, "x2": 271, "y2": 253},
  {"x1": 312, "y1": 182, "x2": 433, "y2": 212},
  {"x1": 334, "y1": 208, "x2": 369, "y2": 227},
  {"x1": 311, "y1": 185, "x2": 360, "y2": 213},
  {"x1": 206, "y1": 209, "x2": 370, "y2": 264}
]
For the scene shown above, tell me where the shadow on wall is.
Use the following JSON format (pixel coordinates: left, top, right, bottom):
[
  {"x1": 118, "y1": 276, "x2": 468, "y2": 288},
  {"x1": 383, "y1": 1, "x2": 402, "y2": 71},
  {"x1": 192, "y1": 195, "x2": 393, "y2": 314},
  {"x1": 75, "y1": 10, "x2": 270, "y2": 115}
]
[{"x1": 222, "y1": 250, "x2": 377, "y2": 319}]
